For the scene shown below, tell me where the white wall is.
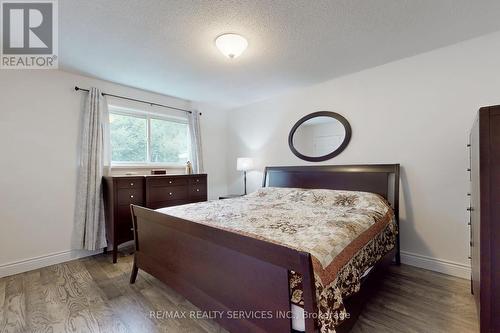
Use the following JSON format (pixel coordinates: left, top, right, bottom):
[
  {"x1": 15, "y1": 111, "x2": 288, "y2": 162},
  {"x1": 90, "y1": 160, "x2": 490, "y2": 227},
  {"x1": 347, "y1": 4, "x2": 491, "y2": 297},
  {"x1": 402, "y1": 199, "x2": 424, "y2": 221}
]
[
  {"x1": 0, "y1": 70, "x2": 227, "y2": 277},
  {"x1": 226, "y1": 31, "x2": 500, "y2": 278}
]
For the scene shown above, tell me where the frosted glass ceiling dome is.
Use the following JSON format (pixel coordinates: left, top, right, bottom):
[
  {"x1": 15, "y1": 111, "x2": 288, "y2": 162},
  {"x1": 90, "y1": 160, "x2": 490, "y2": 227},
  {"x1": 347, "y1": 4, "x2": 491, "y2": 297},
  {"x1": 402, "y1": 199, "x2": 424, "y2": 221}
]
[{"x1": 215, "y1": 33, "x2": 248, "y2": 59}]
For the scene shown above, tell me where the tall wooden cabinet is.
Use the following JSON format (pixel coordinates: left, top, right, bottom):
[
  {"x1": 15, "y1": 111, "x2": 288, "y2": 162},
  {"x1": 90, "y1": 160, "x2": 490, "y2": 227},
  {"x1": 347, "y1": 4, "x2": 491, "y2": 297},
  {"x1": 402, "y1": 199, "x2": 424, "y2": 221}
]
[
  {"x1": 103, "y1": 174, "x2": 207, "y2": 263},
  {"x1": 469, "y1": 106, "x2": 500, "y2": 332}
]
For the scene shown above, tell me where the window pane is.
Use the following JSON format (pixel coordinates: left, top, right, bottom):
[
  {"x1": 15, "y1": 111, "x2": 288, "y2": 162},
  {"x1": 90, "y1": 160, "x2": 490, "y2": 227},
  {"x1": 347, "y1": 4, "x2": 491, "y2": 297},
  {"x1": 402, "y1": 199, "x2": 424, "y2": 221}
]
[
  {"x1": 150, "y1": 118, "x2": 189, "y2": 164},
  {"x1": 110, "y1": 113, "x2": 147, "y2": 162}
]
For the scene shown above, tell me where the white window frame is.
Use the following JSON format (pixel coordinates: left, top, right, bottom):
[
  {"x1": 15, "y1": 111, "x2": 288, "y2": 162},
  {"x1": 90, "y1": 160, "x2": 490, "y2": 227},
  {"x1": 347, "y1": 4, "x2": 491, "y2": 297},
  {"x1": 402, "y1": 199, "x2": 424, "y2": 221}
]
[{"x1": 109, "y1": 105, "x2": 190, "y2": 168}]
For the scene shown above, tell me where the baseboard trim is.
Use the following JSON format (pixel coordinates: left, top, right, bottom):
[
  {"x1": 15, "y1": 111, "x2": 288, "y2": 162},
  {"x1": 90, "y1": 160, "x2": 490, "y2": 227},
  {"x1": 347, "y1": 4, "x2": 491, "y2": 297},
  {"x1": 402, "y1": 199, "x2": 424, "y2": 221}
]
[
  {"x1": 401, "y1": 251, "x2": 471, "y2": 279},
  {"x1": 1, "y1": 248, "x2": 471, "y2": 280},
  {"x1": 0, "y1": 249, "x2": 101, "y2": 278}
]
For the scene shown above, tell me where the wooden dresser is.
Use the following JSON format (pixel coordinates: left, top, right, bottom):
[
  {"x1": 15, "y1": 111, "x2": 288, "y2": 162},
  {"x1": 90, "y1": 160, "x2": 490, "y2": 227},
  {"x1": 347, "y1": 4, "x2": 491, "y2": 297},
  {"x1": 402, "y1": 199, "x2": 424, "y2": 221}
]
[
  {"x1": 103, "y1": 174, "x2": 207, "y2": 262},
  {"x1": 469, "y1": 106, "x2": 500, "y2": 332}
]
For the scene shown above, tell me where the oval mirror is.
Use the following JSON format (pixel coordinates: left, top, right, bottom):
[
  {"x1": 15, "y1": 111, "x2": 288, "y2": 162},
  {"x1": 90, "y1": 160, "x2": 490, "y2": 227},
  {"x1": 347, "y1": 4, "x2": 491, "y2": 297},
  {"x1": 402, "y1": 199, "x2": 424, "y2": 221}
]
[{"x1": 288, "y1": 111, "x2": 351, "y2": 162}]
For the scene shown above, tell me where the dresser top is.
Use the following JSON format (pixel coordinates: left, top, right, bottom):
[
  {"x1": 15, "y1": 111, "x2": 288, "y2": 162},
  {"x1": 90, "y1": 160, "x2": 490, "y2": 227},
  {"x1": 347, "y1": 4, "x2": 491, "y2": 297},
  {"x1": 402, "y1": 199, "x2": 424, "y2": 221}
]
[{"x1": 104, "y1": 173, "x2": 207, "y2": 179}]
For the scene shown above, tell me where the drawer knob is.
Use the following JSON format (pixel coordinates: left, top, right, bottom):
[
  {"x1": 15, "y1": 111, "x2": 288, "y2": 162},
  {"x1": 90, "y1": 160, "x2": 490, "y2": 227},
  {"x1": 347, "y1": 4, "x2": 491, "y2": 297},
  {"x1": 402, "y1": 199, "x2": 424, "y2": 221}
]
[
  {"x1": 169, "y1": 181, "x2": 172, "y2": 184},
  {"x1": 130, "y1": 183, "x2": 134, "y2": 186},
  {"x1": 169, "y1": 192, "x2": 173, "y2": 195},
  {"x1": 196, "y1": 179, "x2": 199, "y2": 182},
  {"x1": 196, "y1": 189, "x2": 200, "y2": 192},
  {"x1": 130, "y1": 195, "x2": 134, "y2": 198}
]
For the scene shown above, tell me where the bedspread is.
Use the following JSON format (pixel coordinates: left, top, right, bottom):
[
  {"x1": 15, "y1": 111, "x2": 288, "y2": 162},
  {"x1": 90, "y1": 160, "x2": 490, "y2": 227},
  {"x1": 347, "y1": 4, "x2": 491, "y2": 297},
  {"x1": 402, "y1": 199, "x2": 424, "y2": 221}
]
[{"x1": 157, "y1": 187, "x2": 397, "y2": 332}]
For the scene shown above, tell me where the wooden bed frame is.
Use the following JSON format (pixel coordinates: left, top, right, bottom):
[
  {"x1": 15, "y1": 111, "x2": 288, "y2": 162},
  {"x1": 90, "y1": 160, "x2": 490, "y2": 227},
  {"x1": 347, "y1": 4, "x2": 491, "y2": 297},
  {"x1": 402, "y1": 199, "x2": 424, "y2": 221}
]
[{"x1": 130, "y1": 164, "x2": 400, "y2": 333}]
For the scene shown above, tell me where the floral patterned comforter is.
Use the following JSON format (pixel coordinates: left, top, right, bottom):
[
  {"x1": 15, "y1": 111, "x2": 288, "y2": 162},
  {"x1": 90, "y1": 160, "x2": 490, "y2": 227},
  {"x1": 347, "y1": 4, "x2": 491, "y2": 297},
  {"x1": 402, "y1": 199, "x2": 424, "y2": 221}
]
[{"x1": 157, "y1": 187, "x2": 397, "y2": 333}]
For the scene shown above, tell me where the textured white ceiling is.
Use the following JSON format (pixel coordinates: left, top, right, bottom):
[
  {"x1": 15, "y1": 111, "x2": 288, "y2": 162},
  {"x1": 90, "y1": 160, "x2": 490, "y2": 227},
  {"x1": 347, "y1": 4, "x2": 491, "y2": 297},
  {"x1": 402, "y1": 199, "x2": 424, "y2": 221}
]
[{"x1": 60, "y1": 0, "x2": 500, "y2": 108}]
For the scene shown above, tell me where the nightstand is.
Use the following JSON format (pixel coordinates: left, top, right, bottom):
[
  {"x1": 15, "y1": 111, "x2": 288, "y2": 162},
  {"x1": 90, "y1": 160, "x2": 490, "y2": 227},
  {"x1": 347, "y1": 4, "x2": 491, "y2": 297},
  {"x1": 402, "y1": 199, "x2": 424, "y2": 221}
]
[{"x1": 219, "y1": 194, "x2": 244, "y2": 200}]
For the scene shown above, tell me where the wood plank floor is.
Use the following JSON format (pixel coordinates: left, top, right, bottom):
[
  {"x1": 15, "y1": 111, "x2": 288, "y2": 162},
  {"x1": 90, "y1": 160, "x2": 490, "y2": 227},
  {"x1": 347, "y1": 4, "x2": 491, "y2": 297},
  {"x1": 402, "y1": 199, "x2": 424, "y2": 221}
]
[{"x1": 0, "y1": 252, "x2": 478, "y2": 333}]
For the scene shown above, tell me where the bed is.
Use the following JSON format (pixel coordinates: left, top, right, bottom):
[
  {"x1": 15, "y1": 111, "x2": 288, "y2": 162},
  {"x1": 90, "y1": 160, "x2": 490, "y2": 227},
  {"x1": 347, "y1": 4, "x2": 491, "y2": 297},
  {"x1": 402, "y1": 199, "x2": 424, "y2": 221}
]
[{"x1": 129, "y1": 164, "x2": 400, "y2": 333}]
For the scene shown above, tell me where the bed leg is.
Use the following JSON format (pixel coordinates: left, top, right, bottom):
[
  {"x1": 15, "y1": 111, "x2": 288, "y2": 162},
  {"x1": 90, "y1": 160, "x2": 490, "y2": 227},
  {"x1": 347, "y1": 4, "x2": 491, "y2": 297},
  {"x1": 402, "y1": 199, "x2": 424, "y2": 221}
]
[{"x1": 130, "y1": 260, "x2": 138, "y2": 284}]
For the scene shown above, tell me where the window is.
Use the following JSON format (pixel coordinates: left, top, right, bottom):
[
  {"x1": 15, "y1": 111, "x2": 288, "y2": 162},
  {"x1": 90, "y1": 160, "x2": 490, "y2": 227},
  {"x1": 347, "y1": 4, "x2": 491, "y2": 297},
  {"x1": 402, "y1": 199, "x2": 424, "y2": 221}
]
[
  {"x1": 109, "y1": 113, "x2": 148, "y2": 163},
  {"x1": 109, "y1": 107, "x2": 190, "y2": 166}
]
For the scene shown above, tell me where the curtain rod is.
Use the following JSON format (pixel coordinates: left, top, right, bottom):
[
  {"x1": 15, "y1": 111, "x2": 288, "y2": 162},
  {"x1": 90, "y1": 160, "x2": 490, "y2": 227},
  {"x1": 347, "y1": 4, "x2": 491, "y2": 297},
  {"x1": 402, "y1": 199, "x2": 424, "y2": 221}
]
[{"x1": 74, "y1": 86, "x2": 199, "y2": 115}]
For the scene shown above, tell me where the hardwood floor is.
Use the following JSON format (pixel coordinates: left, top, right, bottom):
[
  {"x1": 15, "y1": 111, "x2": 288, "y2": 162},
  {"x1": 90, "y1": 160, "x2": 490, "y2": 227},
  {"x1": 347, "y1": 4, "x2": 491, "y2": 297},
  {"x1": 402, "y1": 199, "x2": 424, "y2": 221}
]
[
  {"x1": 0, "y1": 252, "x2": 478, "y2": 333},
  {"x1": 350, "y1": 264, "x2": 478, "y2": 333}
]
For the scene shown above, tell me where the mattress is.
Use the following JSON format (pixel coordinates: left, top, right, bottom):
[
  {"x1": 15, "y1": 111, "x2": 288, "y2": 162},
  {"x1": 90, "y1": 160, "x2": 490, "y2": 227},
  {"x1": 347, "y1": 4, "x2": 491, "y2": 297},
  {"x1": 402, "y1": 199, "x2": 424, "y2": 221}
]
[{"x1": 157, "y1": 187, "x2": 397, "y2": 333}]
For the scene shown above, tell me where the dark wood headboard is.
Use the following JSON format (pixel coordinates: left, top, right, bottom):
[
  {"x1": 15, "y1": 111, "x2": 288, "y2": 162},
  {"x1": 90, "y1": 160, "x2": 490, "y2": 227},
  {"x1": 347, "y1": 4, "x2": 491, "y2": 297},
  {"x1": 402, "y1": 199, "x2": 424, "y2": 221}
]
[
  {"x1": 263, "y1": 164, "x2": 398, "y2": 199},
  {"x1": 263, "y1": 164, "x2": 401, "y2": 263}
]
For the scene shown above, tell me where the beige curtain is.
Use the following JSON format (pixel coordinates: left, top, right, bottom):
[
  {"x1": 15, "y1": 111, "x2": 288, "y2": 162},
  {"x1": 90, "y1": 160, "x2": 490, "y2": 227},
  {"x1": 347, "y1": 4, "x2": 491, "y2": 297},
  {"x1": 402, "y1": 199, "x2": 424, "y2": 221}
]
[
  {"x1": 73, "y1": 87, "x2": 110, "y2": 251},
  {"x1": 188, "y1": 110, "x2": 204, "y2": 173}
]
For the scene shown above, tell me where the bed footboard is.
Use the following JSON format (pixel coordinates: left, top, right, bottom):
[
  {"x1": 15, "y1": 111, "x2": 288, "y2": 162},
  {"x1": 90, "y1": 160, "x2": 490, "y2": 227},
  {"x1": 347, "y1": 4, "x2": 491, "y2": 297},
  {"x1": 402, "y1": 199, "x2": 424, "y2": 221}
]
[{"x1": 130, "y1": 205, "x2": 318, "y2": 333}]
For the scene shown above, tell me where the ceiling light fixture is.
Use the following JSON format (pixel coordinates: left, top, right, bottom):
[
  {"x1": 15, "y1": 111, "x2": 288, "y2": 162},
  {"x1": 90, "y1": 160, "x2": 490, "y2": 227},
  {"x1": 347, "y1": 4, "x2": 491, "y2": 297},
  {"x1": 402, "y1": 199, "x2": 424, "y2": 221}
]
[{"x1": 215, "y1": 33, "x2": 248, "y2": 59}]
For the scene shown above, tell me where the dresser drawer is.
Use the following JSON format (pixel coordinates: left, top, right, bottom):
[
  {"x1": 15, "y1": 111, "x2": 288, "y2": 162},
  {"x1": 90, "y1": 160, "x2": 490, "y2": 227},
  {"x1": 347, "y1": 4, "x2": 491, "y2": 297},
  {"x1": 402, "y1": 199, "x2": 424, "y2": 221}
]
[
  {"x1": 190, "y1": 183, "x2": 207, "y2": 198},
  {"x1": 148, "y1": 200, "x2": 191, "y2": 209},
  {"x1": 189, "y1": 176, "x2": 207, "y2": 185},
  {"x1": 115, "y1": 205, "x2": 134, "y2": 242},
  {"x1": 149, "y1": 177, "x2": 189, "y2": 187},
  {"x1": 148, "y1": 185, "x2": 189, "y2": 203},
  {"x1": 117, "y1": 188, "x2": 143, "y2": 205},
  {"x1": 116, "y1": 178, "x2": 143, "y2": 189},
  {"x1": 116, "y1": 223, "x2": 134, "y2": 243},
  {"x1": 116, "y1": 205, "x2": 134, "y2": 227}
]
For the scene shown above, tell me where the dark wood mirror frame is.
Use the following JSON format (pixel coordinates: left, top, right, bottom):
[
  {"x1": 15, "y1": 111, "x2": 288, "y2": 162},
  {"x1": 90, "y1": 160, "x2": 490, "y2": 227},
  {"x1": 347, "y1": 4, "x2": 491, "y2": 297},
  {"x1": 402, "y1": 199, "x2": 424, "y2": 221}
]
[{"x1": 288, "y1": 111, "x2": 352, "y2": 162}]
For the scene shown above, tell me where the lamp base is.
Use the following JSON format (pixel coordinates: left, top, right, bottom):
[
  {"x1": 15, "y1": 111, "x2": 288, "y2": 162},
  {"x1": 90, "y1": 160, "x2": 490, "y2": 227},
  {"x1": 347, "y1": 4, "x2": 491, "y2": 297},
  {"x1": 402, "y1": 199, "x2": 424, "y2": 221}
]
[{"x1": 243, "y1": 171, "x2": 247, "y2": 195}]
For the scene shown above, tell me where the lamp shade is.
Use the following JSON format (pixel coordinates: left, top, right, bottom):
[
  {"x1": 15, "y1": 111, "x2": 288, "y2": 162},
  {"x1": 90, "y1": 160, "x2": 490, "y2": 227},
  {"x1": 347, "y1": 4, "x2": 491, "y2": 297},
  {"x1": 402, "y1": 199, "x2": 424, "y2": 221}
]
[{"x1": 236, "y1": 157, "x2": 253, "y2": 171}]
